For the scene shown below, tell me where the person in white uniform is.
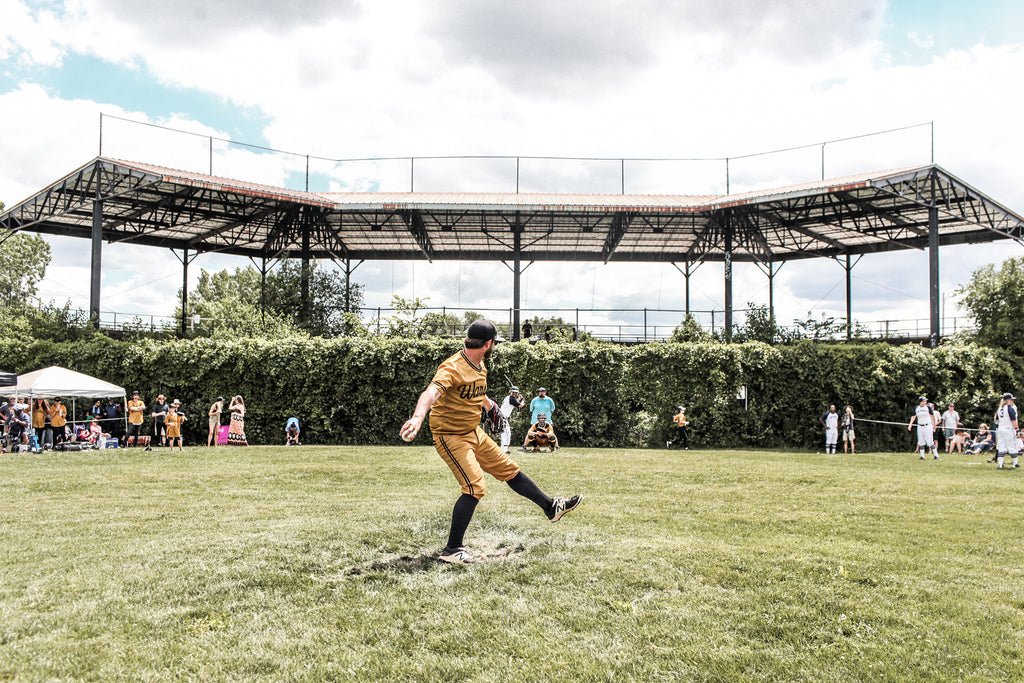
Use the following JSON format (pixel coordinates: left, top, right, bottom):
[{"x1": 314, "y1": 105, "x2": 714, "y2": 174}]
[
  {"x1": 994, "y1": 392, "x2": 1020, "y2": 469},
  {"x1": 499, "y1": 386, "x2": 524, "y2": 454},
  {"x1": 908, "y1": 396, "x2": 939, "y2": 460},
  {"x1": 819, "y1": 404, "x2": 839, "y2": 454}
]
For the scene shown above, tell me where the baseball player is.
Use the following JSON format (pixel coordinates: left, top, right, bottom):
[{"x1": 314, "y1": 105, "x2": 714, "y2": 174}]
[
  {"x1": 499, "y1": 386, "x2": 524, "y2": 454},
  {"x1": 524, "y1": 413, "x2": 559, "y2": 452},
  {"x1": 819, "y1": 404, "x2": 839, "y2": 454},
  {"x1": 399, "y1": 319, "x2": 582, "y2": 565},
  {"x1": 908, "y1": 396, "x2": 939, "y2": 460},
  {"x1": 994, "y1": 392, "x2": 1020, "y2": 469}
]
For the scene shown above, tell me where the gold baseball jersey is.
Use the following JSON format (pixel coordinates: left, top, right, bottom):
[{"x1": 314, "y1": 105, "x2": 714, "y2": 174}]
[
  {"x1": 127, "y1": 399, "x2": 146, "y2": 425},
  {"x1": 673, "y1": 413, "x2": 689, "y2": 427},
  {"x1": 428, "y1": 349, "x2": 489, "y2": 435}
]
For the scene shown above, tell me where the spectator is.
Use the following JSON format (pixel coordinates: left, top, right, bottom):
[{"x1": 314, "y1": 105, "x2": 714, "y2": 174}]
[
  {"x1": 842, "y1": 405, "x2": 855, "y2": 454},
  {"x1": 0, "y1": 397, "x2": 11, "y2": 449},
  {"x1": 151, "y1": 394, "x2": 169, "y2": 447},
  {"x1": 87, "y1": 418, "x2": 107, "y2": 446},
  {"x1": 530, "y1": 387, "x2": 555, "y2": 426},
  {"x1": 969, "y1": 424, "x2": 994, "y2": 458},
  {"x1": 6, "y1": 402, "x2": 29, "y2": 450},
  {"x1": 207, "y1": 397, "x2": 225, "y2": 447},
  {"x1": 49, "y1": 398, "x2": 67, "y2": 446},
  {"x1": 227, "y1": 395, "x2": 248, "y2": 446},
  {"x1": 105, "y1": 398, "x2": 123, "y2": 445},
  {"x1": 285, "y1": 416, "x2": 301, "y2": 445},
  {"x1": 32, "y1": 398, "x2": 50, "y2": 447},
  {"x1": 126, "y1": 391, "x2": 146, "y2": 447},
  {"x1": 940, "y1": 403, "x2": 960, "y2": 453},
  {"x1": 950, "y1": 425, "x2": 968, "y2": 453},
  {"x1": 522, "y1": 320, "x2": 533, "y2": 341}
]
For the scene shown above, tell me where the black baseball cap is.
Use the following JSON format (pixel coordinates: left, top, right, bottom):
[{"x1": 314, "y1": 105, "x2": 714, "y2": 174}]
[
  {"x1": 466, "y1": 319, "x2": 505, "y2": 342},
  {"x1": 1003, "y1": 392, "x2": 1016, "y2": 400}
]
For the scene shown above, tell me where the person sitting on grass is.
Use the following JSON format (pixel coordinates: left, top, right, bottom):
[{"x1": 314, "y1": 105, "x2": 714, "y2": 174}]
[
  {"x1": 523, "y1": 413, "x2": 559, "y2": 452},
  {"x1": 968, "y1": 423, "x2": 994, "y2": 459},
  {"x1": 950, "y1": 425, "x2": 968, "y2": 454}
]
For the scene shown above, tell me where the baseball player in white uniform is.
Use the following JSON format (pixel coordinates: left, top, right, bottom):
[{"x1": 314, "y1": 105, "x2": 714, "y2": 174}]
[
  {"x1": 499, "y1": 386, "x2": 524, "y2": 454},
  {"x1": 994, "y1": 392, "x2": 1020, "y2": 469},
  {"x1": 908, "y1": 396, "x2": 939, "y2": 460},
  {"x1": 819, "y1": 404, "x2": 839, "y2": 454}
]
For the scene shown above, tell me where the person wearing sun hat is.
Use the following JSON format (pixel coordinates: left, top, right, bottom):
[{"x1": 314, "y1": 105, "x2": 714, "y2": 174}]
[
  {"x1": 207, "y1": 396, "x2": 225, "y2": 447},
  {"x1": 165, "y1": 399, "x2": 187, "y2": 452}
]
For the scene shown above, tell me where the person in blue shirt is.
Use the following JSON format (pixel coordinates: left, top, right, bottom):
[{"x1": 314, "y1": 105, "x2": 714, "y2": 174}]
[
  {"x1": 285, "y1": 416, "x2": 301, "y2": 445},
  {"x1": 530, "y1": 387, "x2": 555, "y2": 426}
]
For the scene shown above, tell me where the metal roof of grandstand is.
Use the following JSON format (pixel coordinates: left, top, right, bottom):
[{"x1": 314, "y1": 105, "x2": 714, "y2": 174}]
[{"x1": 3, "y1": 157, "x2": 1022, "y2": 264}]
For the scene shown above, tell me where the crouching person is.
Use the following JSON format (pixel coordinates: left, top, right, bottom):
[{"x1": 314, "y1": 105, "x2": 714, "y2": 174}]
[{"x1": 524, "y1": 413, "x2": 559, "y2": 452}]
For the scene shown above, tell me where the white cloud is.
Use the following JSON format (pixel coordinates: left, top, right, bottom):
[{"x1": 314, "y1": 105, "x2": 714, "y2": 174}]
[{"x1": 3, "y1": 1, "x2": 1024, "y2": 335}]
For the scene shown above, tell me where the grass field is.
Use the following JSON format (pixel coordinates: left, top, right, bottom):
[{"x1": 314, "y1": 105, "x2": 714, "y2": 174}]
[{"x1": 1, "y1": 444, "x2": 1023, "y2": 682}]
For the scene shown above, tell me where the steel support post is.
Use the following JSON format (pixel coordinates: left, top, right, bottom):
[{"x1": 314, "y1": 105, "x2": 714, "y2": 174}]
[
  {"x1": 724, "y1": 225, "x2": 734, "y2": 341},
  {"x1": 512, "y1": 216, "x2": 522, "y2": 341},
  {"x1": 301, "y1": 218, "x2": 311, "y2": 328},
  {"x1": 180, "y1": 247, "x2": 189, "y2": 337},
  {"x1": 845, "y1": 254, "x2": 853, "y2": 340},
  {"x1": 928, "y1": 205, "x2": 940, "y2": 347},
  {"x1": 90, "y1": 189, "x2": 103, "y2": 328}
]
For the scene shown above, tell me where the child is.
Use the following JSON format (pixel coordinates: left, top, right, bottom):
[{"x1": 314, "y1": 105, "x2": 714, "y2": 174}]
[
  {"x1": 165, "y1": 402, "x2": 188, "y2": 452},
  {"x1": 950, "y1": 425, "x2": 967, "y2": 454}
]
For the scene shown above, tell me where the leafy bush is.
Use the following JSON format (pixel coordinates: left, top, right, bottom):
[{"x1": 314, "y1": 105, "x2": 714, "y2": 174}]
[{"x1": 0, "y1": 335, "x2": 1017, "y2": 451}]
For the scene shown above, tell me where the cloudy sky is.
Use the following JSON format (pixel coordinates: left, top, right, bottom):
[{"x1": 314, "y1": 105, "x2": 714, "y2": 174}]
[{"x1": 2, "y1": 0, "x2": 1023, "y2": 337}]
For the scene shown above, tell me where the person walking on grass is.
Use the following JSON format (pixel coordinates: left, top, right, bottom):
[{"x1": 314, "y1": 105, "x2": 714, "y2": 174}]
[
  {"x1": 909, "y1": 396, "x2": 939, "y2": 460},
  {"x1": 994, "y1": 392, "x2": 1020, "y2": 469},
  {"x1": 940, "y1": 403, "x2": 960, "y2": 453},
  {"x1": 400, "y1": 319, "x2": 582, "y2": 565}
]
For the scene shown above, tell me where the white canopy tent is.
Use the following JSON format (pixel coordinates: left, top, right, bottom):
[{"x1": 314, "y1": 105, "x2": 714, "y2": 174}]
[
  {"x1": 0, "y1": 367, "x2": 127, "y2": 437},
  {"x1": 0, "y1": 366, "x2": 125, "y2": 399}
]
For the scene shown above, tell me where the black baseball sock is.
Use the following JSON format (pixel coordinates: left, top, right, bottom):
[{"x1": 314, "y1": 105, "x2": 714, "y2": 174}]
[
  {"x1": 506, "y1": 471, "x2": 553, "y2": 513},
  {"x1": 446, "y1": 493, "x2": 479, "y2": 550}
]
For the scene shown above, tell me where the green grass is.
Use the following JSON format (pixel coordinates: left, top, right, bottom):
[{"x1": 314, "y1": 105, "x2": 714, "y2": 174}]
[{"x1": 1, "y1": 445, "x2": 1023, "y2": 682}]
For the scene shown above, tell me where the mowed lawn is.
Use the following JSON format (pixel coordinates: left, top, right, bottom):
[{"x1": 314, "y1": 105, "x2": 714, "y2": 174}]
[{"x1": 1, "y1": 444, "x2": 1022, "y2": 682}]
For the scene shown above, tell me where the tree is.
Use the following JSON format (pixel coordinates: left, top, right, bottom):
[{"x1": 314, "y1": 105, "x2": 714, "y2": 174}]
[
  {"x1": 734, "y1": 302, "x2": 781, "y2": 343},
  {"x1": 0, "y1": 230, "x2": 52, "y2": 308},
  {"x1": 669, "y1": 314, "x2": 715, "y2": 343},
  {"x1": 179, "y1": 261, "x2": 365, "y2": 337},
  {"x1": 957, "y1": 256, "x2": 1024, "y2": 354}
]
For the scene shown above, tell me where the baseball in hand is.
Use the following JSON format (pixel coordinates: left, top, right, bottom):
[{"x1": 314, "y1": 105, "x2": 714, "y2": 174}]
[{"x1": 401, "y1": 432, "x2": 414, "y2": 442}]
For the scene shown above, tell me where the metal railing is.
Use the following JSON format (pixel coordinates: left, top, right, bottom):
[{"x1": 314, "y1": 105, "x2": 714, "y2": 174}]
[{"x1": 23, "y1": 299, "x2": 973, "y2": 342}]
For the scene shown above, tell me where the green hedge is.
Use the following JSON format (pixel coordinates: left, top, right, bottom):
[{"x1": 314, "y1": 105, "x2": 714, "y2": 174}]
[{"x1": 1, "y1": 336, "x2": 1018, "y2": 451}]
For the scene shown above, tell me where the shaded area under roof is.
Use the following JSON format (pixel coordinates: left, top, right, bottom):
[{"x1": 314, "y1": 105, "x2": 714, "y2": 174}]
[{"x1": 3, "y1": 158, "x2": 1023, "y2": 264}]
